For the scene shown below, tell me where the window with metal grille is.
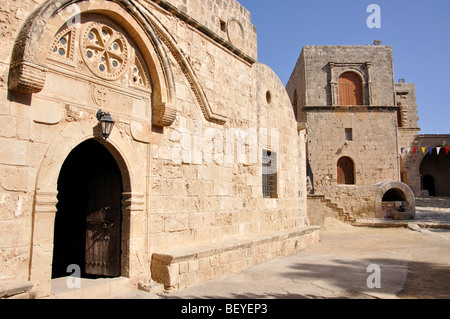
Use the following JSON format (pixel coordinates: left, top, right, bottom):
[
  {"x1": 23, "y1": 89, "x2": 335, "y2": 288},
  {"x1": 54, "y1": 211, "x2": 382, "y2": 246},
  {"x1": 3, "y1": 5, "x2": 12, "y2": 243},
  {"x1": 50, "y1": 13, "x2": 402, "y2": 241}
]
[{"x1": 262, "y1": 150, "x2": 278, "y2": 198}]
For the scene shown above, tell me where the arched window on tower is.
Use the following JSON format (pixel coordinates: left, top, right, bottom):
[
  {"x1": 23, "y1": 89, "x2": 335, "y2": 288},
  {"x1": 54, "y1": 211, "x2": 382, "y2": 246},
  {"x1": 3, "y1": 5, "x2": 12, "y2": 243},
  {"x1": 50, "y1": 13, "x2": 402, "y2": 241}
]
[
  {"x1": 339, "y1": 72, "x2": 363, "y2": 106},
  {"x1": 337, "y1": 156, "x2": 355, "y2": 185}
]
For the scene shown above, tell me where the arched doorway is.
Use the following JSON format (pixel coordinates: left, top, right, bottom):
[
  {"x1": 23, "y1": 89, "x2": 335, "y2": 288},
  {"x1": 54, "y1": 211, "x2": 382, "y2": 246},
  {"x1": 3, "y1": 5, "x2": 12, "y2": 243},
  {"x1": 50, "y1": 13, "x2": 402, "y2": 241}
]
[
  {"x1": 339, "y1": 72, "x2": 364, "y2": 106},
  {"x1": 422, "y1": 174, "x2": 436, "y2": 197},
  {"x1": 382, "y1": 188, "x2": 407, "y2": 202},
  {"x1": 337, "y1": 157, "x2": 355, "y2": 185},
  {"x1": 52, "y1": 139, "x2": 123, "y2": 279},
  {"x1": 420, "y1": 152, "x2": 450, "y2": 197},
  {"x1": 374, "y1": 181, "x2": 416, "y2": 219}
]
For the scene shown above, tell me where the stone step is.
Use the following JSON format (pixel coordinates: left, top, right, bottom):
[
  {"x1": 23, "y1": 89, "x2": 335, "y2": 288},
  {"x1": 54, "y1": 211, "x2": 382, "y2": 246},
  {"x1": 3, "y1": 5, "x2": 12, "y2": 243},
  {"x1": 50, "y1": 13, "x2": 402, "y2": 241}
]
[
  {"x1": 50, "y1": 276, "x2": 135, "y2": 299},
  {"x1": 151, "y1": 226, "x2": 321, "y2": 292}
]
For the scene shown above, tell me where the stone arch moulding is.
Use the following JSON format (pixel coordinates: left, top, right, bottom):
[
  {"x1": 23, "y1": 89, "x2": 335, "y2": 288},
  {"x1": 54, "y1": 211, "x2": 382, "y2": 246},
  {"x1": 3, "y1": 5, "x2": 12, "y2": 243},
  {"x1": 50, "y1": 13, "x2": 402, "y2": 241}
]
[
  {"x1": 8, "y1": 0, "x2": 179, "y2": 127},
  {"x1": 8, "y1": 0, "x2": 227, "y2": 126},
  {"x1": 30, "y1": 120, "x2": 147, "y2": 297},
  {"x1": 374, "y1": 181, "x2": 416, "y2": 219},
  {"x1": 329, "y1": 62, "x2": 372, "y2": 106},
  {"x1": 137, "y1": 1, "x2": 227, "y2": 125}
]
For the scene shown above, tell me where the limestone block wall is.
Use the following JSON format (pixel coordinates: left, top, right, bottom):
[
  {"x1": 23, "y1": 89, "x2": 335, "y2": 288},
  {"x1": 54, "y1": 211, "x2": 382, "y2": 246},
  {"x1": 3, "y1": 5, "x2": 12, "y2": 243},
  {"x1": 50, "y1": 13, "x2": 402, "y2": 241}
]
[
  {"x1": 306, "y1": 109, "x2": 400, "y2": 188},
  {"x1": 0, "y1": 0, "x2": 48, "y2": 285},
  {"x1": 286, "y1": 50, "x2": 306, "y2": 123},
  {"x1": 156, "y1": 0, "x2": 257, "y2": 60},
  {"x1": 0, "y1": 0, "x2": 306, "y2": 298},
  {"x1": 398, "y1": 128, "x2": 421, "y2": 192},
  {"x1": 317, "y1": 186, "x2": 378, "y2": 220},
  {"x1": 401, "y1": 135, "x2": 450, "y2": 196},
  {"x1": 395, "y1": 83, "x2": 419, "y2": 129}
]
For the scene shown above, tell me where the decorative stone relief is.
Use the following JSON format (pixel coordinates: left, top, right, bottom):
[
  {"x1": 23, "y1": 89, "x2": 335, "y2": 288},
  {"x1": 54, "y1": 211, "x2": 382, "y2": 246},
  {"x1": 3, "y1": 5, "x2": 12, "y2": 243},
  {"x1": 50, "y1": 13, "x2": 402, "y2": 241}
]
[
  {"x1": 50, "y1": 28, "x2": 76, "y2": 61},
  {"x1": 227, "y1": 18, "x2": 245, "y2": 49},
  {"x1": 81, "y1": 21, "x2": 130, "y2": 81},
  {"x1": 131, "y1": 56, "x2": 150, "y2": 89}
]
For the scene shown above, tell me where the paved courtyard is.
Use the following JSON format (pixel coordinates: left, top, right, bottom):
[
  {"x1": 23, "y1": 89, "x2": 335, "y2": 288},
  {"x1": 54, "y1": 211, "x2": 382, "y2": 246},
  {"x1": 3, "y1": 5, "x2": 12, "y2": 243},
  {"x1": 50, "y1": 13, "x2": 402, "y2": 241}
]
[{"x1": 119, "y1": 197, "x2": 450, "y2": 299}]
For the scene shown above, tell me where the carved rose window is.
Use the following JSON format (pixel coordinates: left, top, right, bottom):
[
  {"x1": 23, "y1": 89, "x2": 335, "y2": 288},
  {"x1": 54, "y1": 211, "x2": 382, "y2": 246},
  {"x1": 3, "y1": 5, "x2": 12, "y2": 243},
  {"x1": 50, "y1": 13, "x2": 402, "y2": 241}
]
[
  {"x1": 81, "y1": 21, "x2": 130, "y2": 80},
  {"x1": 48, "y1": 18, "x2": 151, "y2": 90}
]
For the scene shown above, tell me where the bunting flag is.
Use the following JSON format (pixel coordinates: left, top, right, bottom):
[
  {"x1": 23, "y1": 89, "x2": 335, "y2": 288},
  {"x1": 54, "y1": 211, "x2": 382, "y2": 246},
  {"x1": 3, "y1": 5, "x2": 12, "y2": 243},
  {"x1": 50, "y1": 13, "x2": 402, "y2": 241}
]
[{"x1": 400, "y1": 146, "x2": 450, "y2": 156}]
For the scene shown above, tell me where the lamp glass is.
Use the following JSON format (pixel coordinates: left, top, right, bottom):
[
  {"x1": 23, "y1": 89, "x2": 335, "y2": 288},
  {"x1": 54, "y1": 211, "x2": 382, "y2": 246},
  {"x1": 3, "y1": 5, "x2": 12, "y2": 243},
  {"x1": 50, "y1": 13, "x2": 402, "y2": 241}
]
[{"x1": 97, "y1": 110, "x2": 115, "y2": 140}]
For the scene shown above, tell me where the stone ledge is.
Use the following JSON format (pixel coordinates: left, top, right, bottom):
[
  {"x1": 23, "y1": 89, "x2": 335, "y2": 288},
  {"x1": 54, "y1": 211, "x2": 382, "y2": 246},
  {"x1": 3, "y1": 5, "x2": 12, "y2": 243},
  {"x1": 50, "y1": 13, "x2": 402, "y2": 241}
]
[
  {"x1": 151, "y1": 226, "x2": 320, "y2": 291},
  {"x1": 0, "y1": 280, "x2": 33, "y2": 299},
  {"x1": 353, "y1": 219, "x2": 450, "y2": 230}
]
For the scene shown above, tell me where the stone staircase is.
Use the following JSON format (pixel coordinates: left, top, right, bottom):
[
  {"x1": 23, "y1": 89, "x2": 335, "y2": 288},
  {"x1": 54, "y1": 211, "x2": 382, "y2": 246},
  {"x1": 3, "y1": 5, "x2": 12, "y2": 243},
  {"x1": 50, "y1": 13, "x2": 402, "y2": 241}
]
[
  {"x1": 307, "y1": 194, "x2": 356, "y2": 225},
  {"x1": 322, "y1": 196, "x2": 356, "y2": 223}
]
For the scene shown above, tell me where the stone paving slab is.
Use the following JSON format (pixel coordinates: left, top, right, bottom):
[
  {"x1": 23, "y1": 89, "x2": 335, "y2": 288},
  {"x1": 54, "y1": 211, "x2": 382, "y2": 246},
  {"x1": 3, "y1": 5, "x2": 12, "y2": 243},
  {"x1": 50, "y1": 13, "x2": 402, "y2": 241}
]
[{"x1": 117, "y1": 218, "x2": 450, "y2": 299}]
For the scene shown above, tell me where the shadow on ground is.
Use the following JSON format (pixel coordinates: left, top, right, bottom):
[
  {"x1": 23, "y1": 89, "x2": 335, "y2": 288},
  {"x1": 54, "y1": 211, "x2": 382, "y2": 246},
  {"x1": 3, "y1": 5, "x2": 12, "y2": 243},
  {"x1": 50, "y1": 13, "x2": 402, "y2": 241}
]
[{"x1": 157, "y1": 257, "x2": 450, "y2": 299}]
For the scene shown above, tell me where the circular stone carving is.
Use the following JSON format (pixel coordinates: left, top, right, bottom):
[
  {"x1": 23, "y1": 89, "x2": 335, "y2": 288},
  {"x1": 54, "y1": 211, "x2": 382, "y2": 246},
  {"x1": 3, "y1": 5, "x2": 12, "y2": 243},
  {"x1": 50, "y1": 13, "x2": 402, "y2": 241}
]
[
  {"x1": 227, "y1": 18, "x2": 245, "y2": 48},
  {"x1": 81, "y1": 21, "x2": 130, "y2": 81}
]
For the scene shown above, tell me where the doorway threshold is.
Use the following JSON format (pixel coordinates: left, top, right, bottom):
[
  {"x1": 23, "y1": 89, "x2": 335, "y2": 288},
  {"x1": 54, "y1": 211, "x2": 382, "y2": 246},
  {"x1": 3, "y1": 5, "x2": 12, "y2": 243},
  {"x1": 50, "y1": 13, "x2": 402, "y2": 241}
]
[{"x1": 51, "y1": 276, "x2": 134, "y2": 299}]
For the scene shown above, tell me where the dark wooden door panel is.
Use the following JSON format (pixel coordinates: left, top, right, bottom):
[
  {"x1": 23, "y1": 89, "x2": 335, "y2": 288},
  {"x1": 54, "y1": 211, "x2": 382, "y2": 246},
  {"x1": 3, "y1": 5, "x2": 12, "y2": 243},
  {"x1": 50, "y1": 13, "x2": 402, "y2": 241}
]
[{"x1": 84, "y1": 149, "x2": 122, "y2": 277}]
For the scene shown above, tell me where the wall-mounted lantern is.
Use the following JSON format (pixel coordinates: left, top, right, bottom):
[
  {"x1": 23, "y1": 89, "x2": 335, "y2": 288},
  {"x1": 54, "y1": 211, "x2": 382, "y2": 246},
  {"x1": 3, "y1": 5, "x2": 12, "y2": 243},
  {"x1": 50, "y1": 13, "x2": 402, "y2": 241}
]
[{"x1": 96, "y1": 109, "x2": 115, "y2": 141}]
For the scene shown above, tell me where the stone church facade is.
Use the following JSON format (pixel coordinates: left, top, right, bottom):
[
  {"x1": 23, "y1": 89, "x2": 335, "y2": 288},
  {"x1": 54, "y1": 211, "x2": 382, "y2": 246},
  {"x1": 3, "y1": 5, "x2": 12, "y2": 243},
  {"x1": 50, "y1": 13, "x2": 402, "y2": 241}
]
[{"x1": 0, "y1": 0, "x2": 319, "y2": 298}]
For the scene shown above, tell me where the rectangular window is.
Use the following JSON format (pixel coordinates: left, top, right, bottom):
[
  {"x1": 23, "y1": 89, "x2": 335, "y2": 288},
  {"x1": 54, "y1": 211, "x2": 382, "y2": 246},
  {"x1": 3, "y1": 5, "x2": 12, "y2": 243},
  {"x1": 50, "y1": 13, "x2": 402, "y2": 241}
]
[
  {"x1": 345, "y1": 128, "x2": 353, "y2": 141},
  {"x1": 262, "y1": 150, "x2": 278, "y2": 198}
]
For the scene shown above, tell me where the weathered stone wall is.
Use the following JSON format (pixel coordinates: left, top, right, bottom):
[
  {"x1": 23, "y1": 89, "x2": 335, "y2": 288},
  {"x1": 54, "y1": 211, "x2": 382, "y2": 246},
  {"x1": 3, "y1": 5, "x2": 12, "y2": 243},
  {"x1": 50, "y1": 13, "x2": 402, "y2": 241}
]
[
  {"x1": 395, "y1": 82, "x2": 450, "y2": 195},
  {"x1": 158, "y1": 0, "x2": 257, "y2": 60},
  {"x1": 0, "y1": 0, "x2": 309, "y2": 297},
  {"x1": 395, "y1": 83, "x2": 419, "y2": 129},
  {"x1": 306, "y1": 109, "x2": 400, "y2": 187},
  {"x1": 287, "y1": 45, "x2": 402, "y2": 222},
  {"x1": 419, "y1": 150, "x2": 450, "y2": 197},
  {"x1": 0, "y1": 0, "x2": 48, "y2": 285},
  {"x1": 318, "y1": 186, "x2": 378, "y2": 220},
  {"x1": 286, "y1": 49, "x2": 306, "y2": 123},
  {"x1": 288, "y1": 46, "x2": 396, "y2": 108}
]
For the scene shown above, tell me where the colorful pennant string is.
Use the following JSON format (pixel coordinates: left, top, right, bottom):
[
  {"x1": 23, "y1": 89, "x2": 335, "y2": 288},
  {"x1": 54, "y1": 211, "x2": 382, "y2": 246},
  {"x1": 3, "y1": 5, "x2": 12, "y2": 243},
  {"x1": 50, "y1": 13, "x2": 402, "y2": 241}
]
[{"x1": 400, "y1": 146, "x2": 450, "y2": 156}]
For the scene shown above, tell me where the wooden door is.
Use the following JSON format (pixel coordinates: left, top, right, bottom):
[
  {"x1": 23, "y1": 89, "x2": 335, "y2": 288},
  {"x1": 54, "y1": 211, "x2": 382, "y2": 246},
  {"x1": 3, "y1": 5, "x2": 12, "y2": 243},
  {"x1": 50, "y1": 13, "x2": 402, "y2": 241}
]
[
  {"x1": 337, "y1": 157, "x2": 355, "y2": 185},
  {"x1": 84, "y1": 143, "x2": 122, "y2": 277},
  {"x1": 339, "y1": 72, "x2": 363, "y2": 106}
]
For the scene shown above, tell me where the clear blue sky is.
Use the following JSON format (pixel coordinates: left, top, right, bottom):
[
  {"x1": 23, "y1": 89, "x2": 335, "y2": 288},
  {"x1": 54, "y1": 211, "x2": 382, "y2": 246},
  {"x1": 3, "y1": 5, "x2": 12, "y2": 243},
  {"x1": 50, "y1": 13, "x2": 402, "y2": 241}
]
[{"x1": 239, "y1": 0, "x2": 450, "y2": 134}]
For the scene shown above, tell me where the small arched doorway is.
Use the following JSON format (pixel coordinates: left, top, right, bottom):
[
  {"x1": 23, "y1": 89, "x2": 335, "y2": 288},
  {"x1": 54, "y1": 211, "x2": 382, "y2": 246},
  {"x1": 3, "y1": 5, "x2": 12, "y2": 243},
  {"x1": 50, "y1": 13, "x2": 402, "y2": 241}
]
[
  {"x1": 382, "y1": 188, "x2": 407, "y2": 202},
  {"x1": 339, "y1": 72, "x2": 364, "y2": 106},
  {"x1": 52, "y1": 139, "x2": 123, "y2": 279},
  {"x1": 420, "y1": 152, "x2": 450, "y2": 197},
  {"x1": 422, "y1": 174, "x2": 436, "y2": 197},
  {"x1": 337, "y1": 157, "x2": 355, "y2": 185}
]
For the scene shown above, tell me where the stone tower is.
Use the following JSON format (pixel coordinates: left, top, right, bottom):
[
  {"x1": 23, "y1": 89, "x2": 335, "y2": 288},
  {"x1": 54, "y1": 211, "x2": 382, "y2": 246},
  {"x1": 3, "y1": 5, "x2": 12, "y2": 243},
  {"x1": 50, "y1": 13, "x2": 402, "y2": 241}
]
[{"x1": 287, "y1": 45, "x2": 415, "y2": 223}]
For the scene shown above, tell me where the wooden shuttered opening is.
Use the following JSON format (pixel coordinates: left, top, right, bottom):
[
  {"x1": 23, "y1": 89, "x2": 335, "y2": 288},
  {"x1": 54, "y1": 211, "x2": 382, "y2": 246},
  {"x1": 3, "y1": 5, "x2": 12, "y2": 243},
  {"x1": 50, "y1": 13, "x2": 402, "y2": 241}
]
[
  {"x1": 337, "y1": 156, "x2": 355, "y2": 185},
  {"x1": 339, "y1": 72, "x2": 363, "y2": 106}
]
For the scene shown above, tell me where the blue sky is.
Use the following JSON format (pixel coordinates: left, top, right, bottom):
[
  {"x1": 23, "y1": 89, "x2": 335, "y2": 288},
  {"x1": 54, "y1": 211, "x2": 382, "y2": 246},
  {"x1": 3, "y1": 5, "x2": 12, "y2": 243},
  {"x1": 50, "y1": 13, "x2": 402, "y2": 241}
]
[{"x1": 238, "y1": 0, "x2": 450, "y2": 134}]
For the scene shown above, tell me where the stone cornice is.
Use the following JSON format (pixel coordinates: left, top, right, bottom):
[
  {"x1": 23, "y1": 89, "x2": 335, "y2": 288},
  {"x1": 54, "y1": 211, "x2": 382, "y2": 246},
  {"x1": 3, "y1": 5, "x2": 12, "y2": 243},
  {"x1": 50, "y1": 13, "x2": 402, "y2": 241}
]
[
  {"x1": 150, "y1": 0, "x2": 256, "y2": 64},
  {"x1": 303, "y1": 106, "x2": 399, "y2": 112}
]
